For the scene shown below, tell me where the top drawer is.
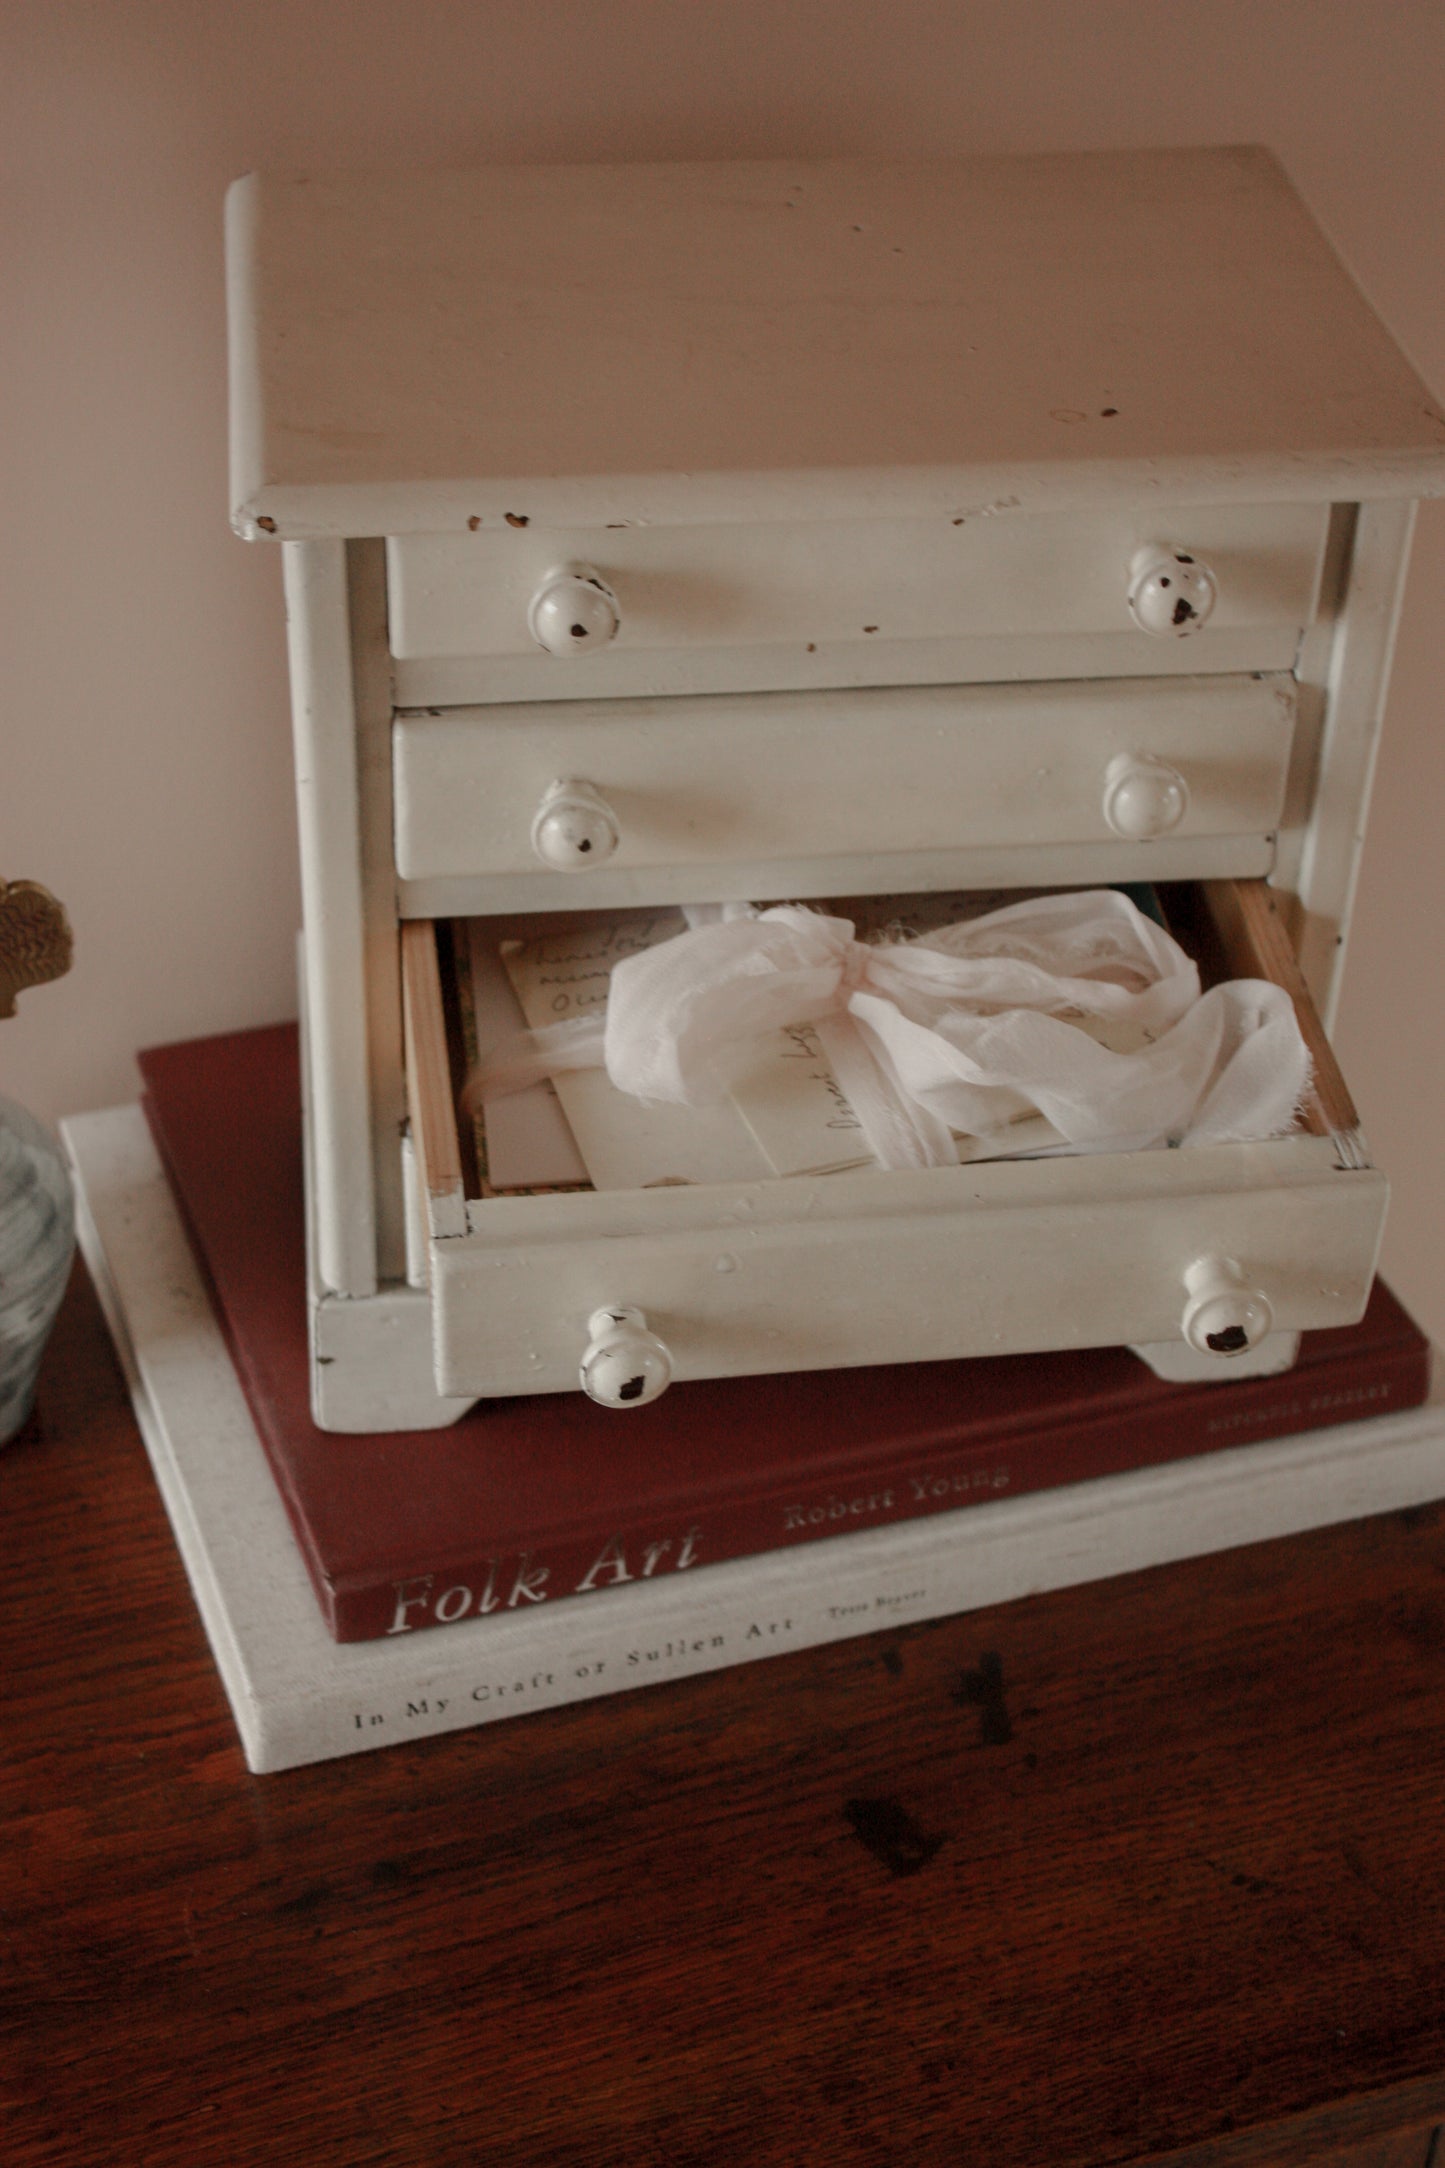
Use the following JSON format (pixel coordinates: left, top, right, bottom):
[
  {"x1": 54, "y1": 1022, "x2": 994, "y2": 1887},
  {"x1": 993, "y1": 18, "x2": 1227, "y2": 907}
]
[{"x1": 386, "y1": 502, "x2": 1329, "y2": 706}]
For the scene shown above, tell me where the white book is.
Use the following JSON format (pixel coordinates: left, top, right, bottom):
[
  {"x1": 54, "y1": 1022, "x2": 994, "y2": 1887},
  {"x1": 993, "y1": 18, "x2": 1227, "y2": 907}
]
[{"x1": 61, "y1": 1104, "x2": 1445, "y2": 1777}]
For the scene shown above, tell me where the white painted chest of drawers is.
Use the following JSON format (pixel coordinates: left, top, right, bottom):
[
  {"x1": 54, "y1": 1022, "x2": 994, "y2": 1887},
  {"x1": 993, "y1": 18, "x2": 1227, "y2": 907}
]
[{"x1": 226, "y1": 148, "x2": 1445, "y2": 1430}]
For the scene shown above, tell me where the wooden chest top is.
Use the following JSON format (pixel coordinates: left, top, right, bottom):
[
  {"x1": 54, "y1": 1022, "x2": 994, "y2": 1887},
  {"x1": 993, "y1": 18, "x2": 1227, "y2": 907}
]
[{"x1": 227, "y1": 146, "x2": 1445, "y2": 539}]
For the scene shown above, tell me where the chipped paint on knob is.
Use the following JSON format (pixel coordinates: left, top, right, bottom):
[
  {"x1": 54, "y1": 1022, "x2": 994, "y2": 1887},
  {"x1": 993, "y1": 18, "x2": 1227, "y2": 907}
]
[
  {"x1": 528, "y1": 566, "x2": 621, "y2": 655},
  {"x1": 531, "y1": 779, "x2": 620, "y2": 869},
  {"x1": 1181, "y1": 1256, "x2": 1273, "y2": 1357},
  {"x1": 1127, "y1": 546, "x2": 1217, "y2": 638},
  {"x1": 1102, "y1": 752, "x2": 1190, "y2": 840},
  {"x1": 580, "y1": 1305, "x2": 673, "y2": 1408}
]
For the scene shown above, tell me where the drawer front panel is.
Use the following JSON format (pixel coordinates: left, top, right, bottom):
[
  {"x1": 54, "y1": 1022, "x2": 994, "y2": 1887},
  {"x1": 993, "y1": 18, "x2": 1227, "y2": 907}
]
[
  {"x1": 393, "y1": 674, "x2": 1295, "y2": 896},
  {"x1": 386, "y1": 502, "x2": 1328, "y2": 701},
  {"x1": 427, "y1": 1144, "x2": 1386, "y2": 1397}
]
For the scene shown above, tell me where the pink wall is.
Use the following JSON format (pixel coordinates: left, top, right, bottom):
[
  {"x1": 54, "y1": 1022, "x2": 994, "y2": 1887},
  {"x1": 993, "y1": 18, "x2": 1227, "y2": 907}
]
[{"x1": 4, "y1": 0, "x2": 1443, "y2": 1337}]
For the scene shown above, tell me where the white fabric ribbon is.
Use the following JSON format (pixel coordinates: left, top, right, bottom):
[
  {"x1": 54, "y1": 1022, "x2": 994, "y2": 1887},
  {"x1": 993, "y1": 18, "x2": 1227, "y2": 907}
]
[{"x1": 468, "y1": 890, "x2": 1312, "y2": 1172}]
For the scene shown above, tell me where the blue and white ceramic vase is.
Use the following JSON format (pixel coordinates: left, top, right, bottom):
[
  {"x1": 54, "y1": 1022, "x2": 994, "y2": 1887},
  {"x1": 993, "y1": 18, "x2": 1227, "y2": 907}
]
[{"x1": 0, "y1": 1094, "x2": 75, "y2": 1444}]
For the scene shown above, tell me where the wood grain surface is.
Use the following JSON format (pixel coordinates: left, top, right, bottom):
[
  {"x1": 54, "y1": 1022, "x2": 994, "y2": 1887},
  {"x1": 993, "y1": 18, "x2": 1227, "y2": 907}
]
[{"x1": 2, "y1": 1268, "x2": 1443, "y2": 2168}]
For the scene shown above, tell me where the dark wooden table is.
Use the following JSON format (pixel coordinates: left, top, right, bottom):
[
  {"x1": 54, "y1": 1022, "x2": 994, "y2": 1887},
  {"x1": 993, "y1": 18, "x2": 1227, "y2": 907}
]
[{"x1": 3, "y1": 1267, "x2": 1444, "y2": 2168}]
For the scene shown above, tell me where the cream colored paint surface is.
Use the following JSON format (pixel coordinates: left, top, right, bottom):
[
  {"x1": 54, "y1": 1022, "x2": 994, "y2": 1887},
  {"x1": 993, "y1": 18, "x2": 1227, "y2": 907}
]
[
  {"x1": 4, "y1": 0, "x2": 1443, "y2": 1340},
  {"x1": 231, "y1": 155, "x2": 1445, "y2": 531}
]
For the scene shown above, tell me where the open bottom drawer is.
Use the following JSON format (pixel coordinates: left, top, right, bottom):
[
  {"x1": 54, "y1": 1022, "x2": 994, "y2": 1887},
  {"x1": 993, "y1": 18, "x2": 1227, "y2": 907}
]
[{"x1": 401, "y1": 883, "x2": 1387, "y2": 1402}]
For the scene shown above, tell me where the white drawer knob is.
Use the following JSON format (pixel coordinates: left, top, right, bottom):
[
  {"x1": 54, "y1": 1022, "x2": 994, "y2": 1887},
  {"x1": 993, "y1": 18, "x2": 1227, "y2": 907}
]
[
  {"x1": 580, "y1": 1306, "x2": 674, "y2": 1408},
  {"x1": 528, "y1": 566, "x2": 620, "y2": 655},
  {"x1": 1127, "y1": 546, "x2": 1217, "y2": 638},
  {"x1": 1181, "y1": 1256, "x2": 1274, "y2": 1358},
  {"x1": 531, "y1": 778, "x2": 620, "y2": 869},
  {"x1": 1102, "y1": 752, "x2": 1190, "y2": 840}
]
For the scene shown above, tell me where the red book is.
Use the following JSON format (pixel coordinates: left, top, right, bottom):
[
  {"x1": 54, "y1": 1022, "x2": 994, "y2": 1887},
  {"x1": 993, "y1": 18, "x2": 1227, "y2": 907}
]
[{"x1": 139, "y1": 1024, "x2": 1432, "y2": 1645}]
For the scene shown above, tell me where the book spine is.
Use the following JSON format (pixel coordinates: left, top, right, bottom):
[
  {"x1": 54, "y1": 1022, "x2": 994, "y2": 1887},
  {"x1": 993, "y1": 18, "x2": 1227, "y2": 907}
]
[
  {"x1": 329, "y1": 1334, "x2": 1433, "y2": 1642},
  {"x1": 255, "y1": 1380, "x2": 1445, "y2": 1772}
]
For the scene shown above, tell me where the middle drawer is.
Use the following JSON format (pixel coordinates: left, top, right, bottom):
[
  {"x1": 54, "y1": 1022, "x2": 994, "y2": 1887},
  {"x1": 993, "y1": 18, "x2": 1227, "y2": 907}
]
[{"x1": 393, "y1": 673, "x2": 1295, "y2": 915}]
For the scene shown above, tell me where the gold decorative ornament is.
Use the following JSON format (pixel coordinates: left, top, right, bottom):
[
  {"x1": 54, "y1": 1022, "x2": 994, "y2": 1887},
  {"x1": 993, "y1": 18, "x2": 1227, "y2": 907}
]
[{"x1": 0, "y1": 879, "x2": 74, "y2": 1019}]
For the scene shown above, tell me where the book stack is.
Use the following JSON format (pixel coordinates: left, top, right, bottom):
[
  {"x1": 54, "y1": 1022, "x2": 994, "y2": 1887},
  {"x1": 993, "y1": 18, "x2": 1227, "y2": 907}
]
[{"x1": 62, "y1": 1020, "x2": 1442, "y2": 1774}]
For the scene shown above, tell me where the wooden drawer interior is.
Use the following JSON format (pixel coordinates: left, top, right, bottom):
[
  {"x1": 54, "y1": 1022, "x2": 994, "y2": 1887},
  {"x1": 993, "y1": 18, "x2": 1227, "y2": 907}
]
[
  {"x1": 403, "y1": 878, "x2": 1366, "y2": 1231},
  {"x1": 1156, "y1": 879, "x2": 1361, "y2": 1154},
  {"x1": 399, "y1": 877, "x2": 1385, "y2": 1399}
]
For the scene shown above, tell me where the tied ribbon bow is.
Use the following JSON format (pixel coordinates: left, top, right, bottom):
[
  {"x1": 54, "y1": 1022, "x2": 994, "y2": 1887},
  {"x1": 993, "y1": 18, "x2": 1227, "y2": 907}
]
[{"x1": 468, "y1": 890, "x2": 1311, "y2": 1172}]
